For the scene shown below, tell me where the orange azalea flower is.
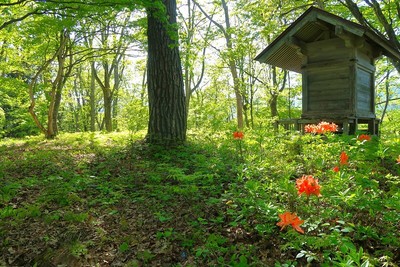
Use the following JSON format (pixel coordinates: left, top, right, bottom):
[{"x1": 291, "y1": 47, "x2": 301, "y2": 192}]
[
  {"x1": 304, "y1": 124, "x2": 317, "y2": 134},
  {"x1": 276, "y1": 211, "x2": 304, "y2": 234},
  {"x1": 358, "y1": 134, "x2": 371, "y2": 142},
  {"x1": 397, "y1": 155, "x2": 400, "y2": 164},
  {"x1": 340, "y1": 151, "x2": 349, "y2": 165},
  {"x1": 304, "y1": 122, "x2": 338, "y2": 134},
  {"x1": 317, "y1": 121, "x2": 338, "y2": 134},
  {"x1": 332, "y1": 166, "x2": 340, "y2": 172},
  {"x1": 233, "y1": 131, "x2": 244, "y2": 140},
  {"x1": 296, "y1": 175, "x2": 321, "y2": 197}
]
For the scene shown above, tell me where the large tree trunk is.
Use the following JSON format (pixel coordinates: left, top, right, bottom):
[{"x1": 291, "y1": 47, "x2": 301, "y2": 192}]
[{"x1": 146, "y1": 0, "x2": 187, "y2": 145}]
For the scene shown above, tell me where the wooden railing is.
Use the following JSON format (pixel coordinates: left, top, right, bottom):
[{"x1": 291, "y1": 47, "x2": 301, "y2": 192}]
[{"x1": 275, "y1": 117, "x2": 380, "y2": 135}]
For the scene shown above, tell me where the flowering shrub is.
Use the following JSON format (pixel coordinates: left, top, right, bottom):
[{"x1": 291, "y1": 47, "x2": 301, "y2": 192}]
[
  {"x1": 304, "y1": 121, "x2": 338, "y2": 134},
  {"x1": 357, "y1": 134, "x2": 371, "y2": 142},
  {"x1": 276, "y1": 211, "x2": 304, "y2": 234},
  {"x1": 296, "y1": 175, "x2": 321, "y2": 197},
  {"x1": 233, "y1": 131, "x2": 244, "y2": 140}
]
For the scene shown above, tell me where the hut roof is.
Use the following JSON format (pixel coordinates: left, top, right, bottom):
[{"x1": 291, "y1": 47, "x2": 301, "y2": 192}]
[{"x1": 255, "y1": 7, "x2": 400, "y2": 73}]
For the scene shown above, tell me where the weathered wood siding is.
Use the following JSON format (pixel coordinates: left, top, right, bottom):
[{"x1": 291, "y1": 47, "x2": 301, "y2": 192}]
[
  {"x1": 306, "y1": 66, "x2": 351, "y2": 114},
  {"x1": 301, "y1": 38, "x2": 375, "y2": 119},
  {"x1": 307, "y1": 38, "x2": 350, "y2": 63},
  {"x1": 356, "y1": 66, "x2": 374, "y2": 117},
  {"x1": 302, "y1": 38, "x2": 353, "y2": 118}
]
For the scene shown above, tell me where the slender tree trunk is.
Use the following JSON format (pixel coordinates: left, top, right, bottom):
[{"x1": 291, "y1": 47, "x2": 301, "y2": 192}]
[
  {"x1": 72, "y1": 84, "x2": 80, "y2": 131},
  {"x1": 229, "y1": 62, "x2": 244, "y2": 129},
  {"x1": 113, "y1": 64, "x2": 120, "y2": 130},
  {"x1": 183, "y1": 0, "x2": 192, "y2": 118},
  {"x1": 270, "y1": 94, "x2": 278, "y2": 118},
  {"x1": 222, "y1": 0, "x2": 243, "y2": 129},
  {"x1": 146, "y1": 0, "x2": 187, "y2": 145},
  {"x1": 93, "y1": 63, "x2": 113, "y2": 132},
  {"x1": 90, "y1": 62, "x2": 96, "y2": 131},
  {"x1": 380, "y1": 69, "x2": 390, "y2": 122},
  {"x1": 182, "y1": 0, "x2": 208, "y2": 119},
  {"x1": 270, "y1": 66, "x2": 279, "y2": 118},
  {"x1": 269, "y1": 67, "x2": 287, "y2": 119},
  {"x1": 46, "y1": 30, "x2": 72, "y2": 139},
  {"x1": 112, "y1": 93, "x2": 118, "y2": 130},
  {"x1": 51, "y1": 81, "x2": 63, "y2": 136},
  {"x1": 47, "y1": 88, "x2": 57, "y2": 139},
  {"x1": 104, "y1": 91, "x2": 113, "y2": 132},
  {"x1": 103, "y1": 64, "x2": 113, "y2": 132},
  {"x1": 28, "y1": 39, "x2": 60, "y2": 137}
]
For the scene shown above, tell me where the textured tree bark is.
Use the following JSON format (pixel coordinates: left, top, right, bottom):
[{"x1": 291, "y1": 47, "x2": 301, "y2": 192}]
[{"x1": 146, "y1": 0, "x2": 187, "y2": 145}]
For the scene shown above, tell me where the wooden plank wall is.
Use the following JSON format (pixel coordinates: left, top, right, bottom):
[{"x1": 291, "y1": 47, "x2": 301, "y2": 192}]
[
  {"x1": 302, "y1": 38, "x2": 353, "y2": 118},
  {"x1": 301, "y1": 37, "x2": 376, "y2": 119}
]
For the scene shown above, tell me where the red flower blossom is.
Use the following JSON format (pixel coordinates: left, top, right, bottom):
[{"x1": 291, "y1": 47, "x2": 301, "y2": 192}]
[
  {"x1": 296, "y1": 175, "x2": 321, "y2": 197},
  {"x1": 358, "y1": 134, "x2": 371, "y2": 142},
  {"x1": 233, "y1": 131, "x2": 244, "y2": 140},
  {"x1": 332, "y1": 166, "x2": 340, "y2": 172},
  {"x1": 317, "y1": 121, "x2": 338, "y2": 134},
  {"x1": 276, "y1": 211, "x2": 304, "y2": 234},
  {"x1": 304, "y1": 121, "x2": 338, "y2": 134},
  {"x1": 304, "y1": 124, "x2": 317, "y2": 134},
  {"x1": 340, "y1": 151, "x2": 349, "y2": 165}
]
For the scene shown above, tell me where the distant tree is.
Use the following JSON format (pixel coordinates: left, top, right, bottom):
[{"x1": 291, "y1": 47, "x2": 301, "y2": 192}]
[
  {"x1": 28, "y1": 28, "x2": 74, "y2": 139},
  {"x1": 146, "y1": 0, "x2": 187, "y2": 145},
  {"x1": 92, "y1": 12, "x2": 130, "y2": 132},
  {"x1": 193, "y1": 0, "x2": 245, "y2": 129},
  {"x1": 178, "y1": 0, "x2": 210, "y2": 119}
]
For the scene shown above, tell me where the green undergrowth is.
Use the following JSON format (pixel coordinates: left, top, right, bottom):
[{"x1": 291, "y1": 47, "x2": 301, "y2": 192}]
[{"x1": 0, "y1": 129, "x2": 399, "y2": 266}]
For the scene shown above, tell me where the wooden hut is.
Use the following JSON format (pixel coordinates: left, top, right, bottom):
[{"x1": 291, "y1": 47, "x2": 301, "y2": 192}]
[{"x1": 255, "y1": 7, "x2": 400, "y2": 134}]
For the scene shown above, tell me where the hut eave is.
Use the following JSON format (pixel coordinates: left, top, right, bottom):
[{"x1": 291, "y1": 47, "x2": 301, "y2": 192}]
[{"x1": 255, "y1": 7, "x2": 400, "y2": 71}]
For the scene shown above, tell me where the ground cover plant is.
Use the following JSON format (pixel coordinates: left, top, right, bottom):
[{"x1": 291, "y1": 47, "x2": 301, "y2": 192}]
[{"x1": 0, "y1": 126, "x2": 399, "y2": 266}]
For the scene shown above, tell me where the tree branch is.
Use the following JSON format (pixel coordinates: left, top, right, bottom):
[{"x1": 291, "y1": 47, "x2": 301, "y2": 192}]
[
  {"x1": 191, "y1": 0, "x2": 227, "y2": 36},
  {"x1": 0, "y1": 0, "x2": 29, "y2": 6},
  {"x1": 0, "y1": 9, "x2": 44, "y2": 31},
  {"x1": 365, "y1": 0, "x2": 400, "y2": 50}
]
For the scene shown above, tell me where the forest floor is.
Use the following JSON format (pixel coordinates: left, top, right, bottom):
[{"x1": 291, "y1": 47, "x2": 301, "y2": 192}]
[{"x1": 0, "y1": 131, "x2": 399, "y2": 266}]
